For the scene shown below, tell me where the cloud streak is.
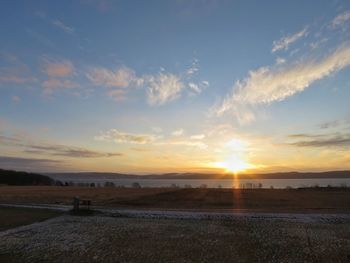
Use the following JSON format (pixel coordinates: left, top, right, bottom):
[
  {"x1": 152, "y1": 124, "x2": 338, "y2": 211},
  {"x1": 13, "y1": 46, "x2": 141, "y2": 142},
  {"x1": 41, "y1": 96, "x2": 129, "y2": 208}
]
[
  {"x1": 272, "y1": 27, "x2": 308, "y2": 53},
  {"x1": 157, "y1": 139, "x2": 208, "y2": 149},
  {"x1": 188, "y1": 82, "x2": 200, "y2": 93},
  {"x1": 331, "y1": 10, "x2": 350, "y2": 28},
  {"x1": 190, "y1": 134, "x2": 205, "y2": 140},
  {"x1": 95, "y1": 128, "x2": 208, "y2": 149},
  {"x1": 215, "y1": 43, "x2": 350, "y2": 124},
  {"x1": 288, "y1": 133, "x2": 350, "y2": 148},
  {"x1": 0, "y1": 156, "x2": 63, "y2": 171},
  {"x1": 186, "y1": 58, "x2": 199, "y2": 75},
  {"x1": 52, "y1": 20, "x2": 75, "y2": 34},
  {"x1": 0, "y1": 134, "x2": 121, "y2": 158},
  {"x1": 87, "y1": 67, "x2": 138, "y2": 88},
  {"x1": 95, "y1": 129, "x2": 157, "y2": 144},
  {"x1": 319, "y1": 118, "x2": 350, "y2": 129},
  {"x1": 171, "y1": 129, "x2": 184, "y2": 137},
  {"x1": 24, "y1": 144, "x2": 122, "y2": 158}
]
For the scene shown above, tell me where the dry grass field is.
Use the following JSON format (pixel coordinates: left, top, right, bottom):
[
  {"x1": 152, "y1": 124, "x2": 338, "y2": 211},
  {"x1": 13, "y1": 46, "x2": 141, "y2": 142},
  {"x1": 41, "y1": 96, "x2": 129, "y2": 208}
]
[
  {"x1": 0, "y1": 186, "x2": 349, "y2": 213},
  {"x1": 0, "y1": 186, "x2": 170, "y2": 206}
]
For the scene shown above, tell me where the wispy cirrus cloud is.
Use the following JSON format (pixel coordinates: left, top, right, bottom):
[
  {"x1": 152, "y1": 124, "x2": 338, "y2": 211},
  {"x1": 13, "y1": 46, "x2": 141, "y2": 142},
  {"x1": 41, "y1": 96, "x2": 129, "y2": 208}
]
[
  {"x1": 52, "y1": 19, "x2": 75, "y2": 34},
  {"x1": 144, "y1": 68, "x2": 207, "y2": 104},
  {"x1": 288, "y1": 133, "x2": 324, "y2": 139},
  {"x1": 319, "y1": 118, "x2": 350, "y2": 129},
  {"x1": 171, "y1": 128, "x2": 184, "y2": 137},
  {"x1": 202, "y1": 80, "x2": 209, "y2": 86},
  {"x1": 0, "y1": 134, "x2": 121, "y2": 158},
  {"x1": 145, "y1": 72, "x2": 184, "y2": 105},
  {"x1": 287, "y1": 119, "x2": 350, "y2": 150},
  {"x1": 275, "y1": 57, "x2": 286, "y2": 65},
  {"x1": 87, "y1": 61, "x2": 205, "y2": 105},
  {"x1": 36, "y1": 10, "x2": 75, "y2": 35},
  {"x1": 288, "y1": 132, "x2": 350, "y2": 148},
  {"x1": 157, "y1": 139, "x2": 208, "y2": 149},
  {"x1": 87, "y1": 66, "x2": 143, "y2": 101},
  {"x1": 87, "y1": 67, "x2": 139, "y2": 88},
  {"x1": 190, "y1": 134, "x2": 205, "y2": 140},
  {"x1": 95, "y1": 129, "x2": 157, "y2": 144},
  {"x1": 94, "y1": 128, "x2": 209, "y2": 150},
  {"x1": 214, "y1": 43, "x2": 350, "y2": 124},
  {"x1": 185, "y1": 58, "x2": 209, "y2": 95},
  {"x1": 188, "y1": 82, "x2": 200, "y2": 93},
  {"x1": 331, "y1": 10, "x2": 350, "y2": 28},
  {"x1": 0, "y1": 134, "x2": 20, "y2": 143},
  {"x1": 188, "y1": 80, "x2": 209, "y2": 95},
  {"x1": 272, "y1": 27, "x2": 308, "y2": 53},
  {"x1": 0, "y1": 156, "x2": 63, "y2": 171},
  {"x1": 24, "y1": 144, "x2": 122, "y2": 158},
  {"x1": 186, "y1": 58, "x2": 199, "y2": 75}
]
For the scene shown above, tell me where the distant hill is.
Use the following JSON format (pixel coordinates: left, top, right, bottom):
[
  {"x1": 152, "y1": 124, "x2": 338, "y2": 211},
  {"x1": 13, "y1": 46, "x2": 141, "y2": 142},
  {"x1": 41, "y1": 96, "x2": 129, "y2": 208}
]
[
  {"x1": 47, "y1": 170, "x2": 350, "y2": 181},
  {"x1": 0, "y1": 169, "x2": 56, "y2": 185},
  {"x1": 47, "y1": 172, "x2": 141, "y2": 181},
  {"x1": 235, "y1": 171, "x2": 350, "y2": 179}
]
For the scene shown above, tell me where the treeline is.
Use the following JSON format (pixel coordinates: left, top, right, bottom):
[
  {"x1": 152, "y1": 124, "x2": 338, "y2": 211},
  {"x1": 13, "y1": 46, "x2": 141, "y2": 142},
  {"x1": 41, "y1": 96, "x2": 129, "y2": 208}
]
[
  {"x1": 60, "y1": 181, "x2": 142, "y2": 188},
  {"x1": 56, "y1": 181, "x2": 349, "y2": 189},
  {"x1": 0, "y1": 169, "x2": 59, "y2": 186}
]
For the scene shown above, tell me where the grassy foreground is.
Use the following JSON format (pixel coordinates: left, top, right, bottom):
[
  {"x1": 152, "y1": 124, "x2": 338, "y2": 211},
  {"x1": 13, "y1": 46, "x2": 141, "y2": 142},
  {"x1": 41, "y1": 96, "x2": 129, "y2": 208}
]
[
  {"x1": 1, "y1": 214, "x2": 349, "y2": 263},
  {"x1": 0, "y1": 206, "x2": 62, "y2": 231},
  {"x1": 0, "y1": 186, "x2": 349, "y2": 213}
]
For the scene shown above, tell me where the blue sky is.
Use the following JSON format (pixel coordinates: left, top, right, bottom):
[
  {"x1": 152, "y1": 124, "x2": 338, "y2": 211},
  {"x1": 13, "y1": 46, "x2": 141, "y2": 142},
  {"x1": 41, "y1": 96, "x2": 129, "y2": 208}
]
[{"x1": 1, "y1": 0, "x2": 350, "y2": 173}]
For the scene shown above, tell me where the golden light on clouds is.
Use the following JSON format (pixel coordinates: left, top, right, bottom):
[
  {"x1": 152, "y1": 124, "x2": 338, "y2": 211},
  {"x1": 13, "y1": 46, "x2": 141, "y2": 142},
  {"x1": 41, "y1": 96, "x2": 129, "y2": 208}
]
[{"x1": 225, "y1": 138, "x2": 247, "y2": 152}]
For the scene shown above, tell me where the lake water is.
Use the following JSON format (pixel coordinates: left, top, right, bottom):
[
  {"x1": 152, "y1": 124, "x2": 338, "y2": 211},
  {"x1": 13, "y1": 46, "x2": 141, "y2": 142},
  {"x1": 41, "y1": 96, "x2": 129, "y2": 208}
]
[{"x1": 64, "y1": 178, "x2": 350, "y2": 189}]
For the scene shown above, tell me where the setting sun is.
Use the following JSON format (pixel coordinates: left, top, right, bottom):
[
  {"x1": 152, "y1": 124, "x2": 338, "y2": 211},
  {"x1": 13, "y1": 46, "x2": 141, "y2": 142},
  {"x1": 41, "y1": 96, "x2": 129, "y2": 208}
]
[{"x1": 214, "y1": 156, "x2": 254, "y2": 174}]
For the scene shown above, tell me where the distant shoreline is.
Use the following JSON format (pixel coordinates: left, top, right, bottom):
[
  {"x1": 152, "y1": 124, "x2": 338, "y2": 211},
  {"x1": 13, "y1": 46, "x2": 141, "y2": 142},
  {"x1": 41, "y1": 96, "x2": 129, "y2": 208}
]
[{"x1": 46, "y1": 170, "x2": 350, "y2": 180}]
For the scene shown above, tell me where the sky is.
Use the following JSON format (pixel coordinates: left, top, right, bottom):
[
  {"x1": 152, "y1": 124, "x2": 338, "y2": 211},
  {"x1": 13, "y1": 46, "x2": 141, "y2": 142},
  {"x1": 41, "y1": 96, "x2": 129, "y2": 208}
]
[{"x1": 1, "y1": 0, "x2": 350, "y2": 174}]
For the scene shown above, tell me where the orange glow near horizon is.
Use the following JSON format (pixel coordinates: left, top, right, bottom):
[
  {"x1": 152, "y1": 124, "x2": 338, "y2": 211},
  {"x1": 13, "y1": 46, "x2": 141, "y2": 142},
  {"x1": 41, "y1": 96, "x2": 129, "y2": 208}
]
[{"x1": 213, "y1": 155, "x2": 255, "y2": 174}]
